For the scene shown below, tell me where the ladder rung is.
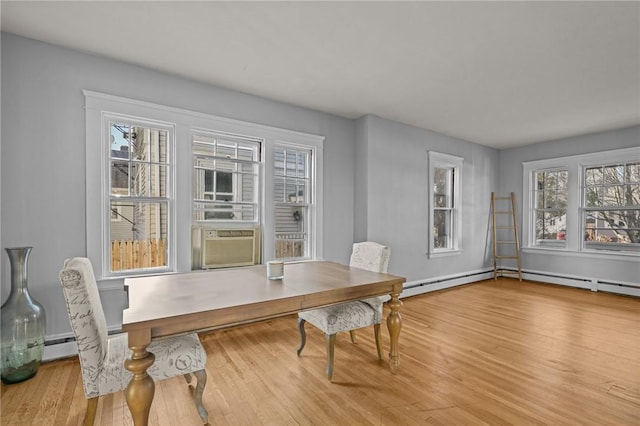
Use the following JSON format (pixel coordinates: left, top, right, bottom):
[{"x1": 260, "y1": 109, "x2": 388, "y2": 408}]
[
  {"x1": 496, "y1": 226, "x2": 514, "y2": 229},
  {"x1": 498, "y1": 270, "x2": 521, "y2": 275},
  {"x1": 496, "y1": 256, "x2": 518, "y2": 259},
  {"x1": 494, "y1": 197, "x2": 512, "y2": 200},
  {"x1": 496, "y1": 241, "x2": 516, "y2": 244}
]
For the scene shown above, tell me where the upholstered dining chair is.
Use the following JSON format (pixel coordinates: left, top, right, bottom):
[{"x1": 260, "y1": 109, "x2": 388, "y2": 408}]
[
  {"x1": 297, "y1": 242, "x2": 391, "y2": 380},
  {"x1": 58, "y1": 257, "x2": 209, "y2": 425}
]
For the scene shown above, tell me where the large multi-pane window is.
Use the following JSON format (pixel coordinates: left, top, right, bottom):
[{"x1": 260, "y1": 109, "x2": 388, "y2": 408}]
[
  {"x1": 523, "y1": 147, "x2": 640, "y2": 255},
  {"x1": 532, "y1": 169, "x2": 568, "y2": 246},
  {"x1": 86, "y1": 91, "x2": 323, "y2": 278},
  {"x1": 273, "y1": 145, "x2": 312, "y2": 260},
  {"x1": 192, "y1": 132, "x2": 261, "y2": 222},
  {"x1": 108, "y1": 120, "x2": 172, "y2": 273},
  {"x1": 583, "y1": 162, "x2": 640, "y2": 251},
  {"x1": 428, "y1": 152, "x2": 463, "y2": 256}
]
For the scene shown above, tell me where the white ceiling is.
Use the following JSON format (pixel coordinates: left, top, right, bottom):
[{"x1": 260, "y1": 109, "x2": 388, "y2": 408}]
[{"x1": 2, "y1": 1, "x2": 639, "y2": 149}]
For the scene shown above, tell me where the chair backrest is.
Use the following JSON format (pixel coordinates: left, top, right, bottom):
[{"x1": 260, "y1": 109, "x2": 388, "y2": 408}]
[
  {"x1": 59, "y1": 257, "x2": 108, "y2": 398},
  {"x1": 349, "y1": 242, "x2": 390, "y2": 273}
]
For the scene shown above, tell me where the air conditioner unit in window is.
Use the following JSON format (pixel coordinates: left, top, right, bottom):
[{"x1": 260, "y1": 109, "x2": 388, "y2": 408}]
[{"x1": 201, "y1": 228, "x2": 261, "y2": 269}]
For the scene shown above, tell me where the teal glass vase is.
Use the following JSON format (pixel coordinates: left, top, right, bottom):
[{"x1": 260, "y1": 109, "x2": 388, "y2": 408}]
[{"x1": 1, "y1": 247, "x2": 46, "y2": 384}]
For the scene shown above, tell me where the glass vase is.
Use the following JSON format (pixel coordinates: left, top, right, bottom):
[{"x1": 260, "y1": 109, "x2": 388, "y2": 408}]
[{"x1": 1, "y1": 247, "x2": 46, "y2": 384}]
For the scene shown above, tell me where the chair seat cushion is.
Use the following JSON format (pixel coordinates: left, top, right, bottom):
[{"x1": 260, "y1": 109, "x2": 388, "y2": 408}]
[
  {"x1": 96, "y1": 332, "x2": 207, "y2": 397},
  {"x1": 298, "y1": 301, "x2": 382, "y2": 335}
]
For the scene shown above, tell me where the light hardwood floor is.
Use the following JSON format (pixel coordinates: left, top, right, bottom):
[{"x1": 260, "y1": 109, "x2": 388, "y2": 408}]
[{"x1": 1, "y1": 278, "x2": 639, "y2": 425}]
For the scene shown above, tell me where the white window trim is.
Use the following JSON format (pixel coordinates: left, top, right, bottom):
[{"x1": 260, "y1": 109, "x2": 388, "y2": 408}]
[
  {"x1": 427, "y1": 151, "x2": 463, "y2": 258},
  {"x1": 85, "y1": 90, "x2": 324, "y2": 280},
  {"x1": 522, "y1": 146, "x2": 640, "y2": 259}
]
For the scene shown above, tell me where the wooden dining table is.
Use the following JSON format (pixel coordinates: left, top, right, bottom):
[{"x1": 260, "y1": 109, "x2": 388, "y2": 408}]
[{"x1": 122, "y1": 260, "x2": 406, "y2": 425}]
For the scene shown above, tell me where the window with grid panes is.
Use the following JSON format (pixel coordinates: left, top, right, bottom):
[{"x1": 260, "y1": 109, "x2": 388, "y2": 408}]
[
  {"x1": 522, "y1": 147, "x2": 639, "y2": 257},
  {"x1": 108, "y1": 119, "x2": 172, "y2": 273},
  {"x1": 428, "y1": 151, "x2": 463, "y2": 256},
  {"x1": 583, "y1": 161, "x2": 640, "y2": 252},
  {"x1": 192, "y1": 132, "x2": 261, "y2": 223},
  {"x1": 532, "y1": 168, "x2": 568, "y2": 247},
  {"x1": 273, "y1": 146, "x2": 311, "y2": 260}
]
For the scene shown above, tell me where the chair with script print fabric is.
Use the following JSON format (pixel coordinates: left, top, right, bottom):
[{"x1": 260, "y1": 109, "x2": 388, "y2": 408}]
[
  {"x1": 297, "y1": 242, "x2": 391, "y2": 380},
  {"x1": 58, "y1": 257, "x2": 209, "y2": 425}
]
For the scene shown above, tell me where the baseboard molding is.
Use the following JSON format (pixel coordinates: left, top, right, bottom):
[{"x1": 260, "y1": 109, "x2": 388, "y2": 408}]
[
  {"x1": 401, "y1": 269, "x2": 494, "y2": 298},
  {"x1": 518, "y1": 268, "x2": 640, "y2": 297},
  {"x1": 43, "y1": 327, "x2": 121, "y2": 362}
]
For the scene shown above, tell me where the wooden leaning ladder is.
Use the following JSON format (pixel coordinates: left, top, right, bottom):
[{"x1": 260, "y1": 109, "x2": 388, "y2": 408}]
[{"x1": 491, "y1": 192, "x2": 522, "y2": 281}]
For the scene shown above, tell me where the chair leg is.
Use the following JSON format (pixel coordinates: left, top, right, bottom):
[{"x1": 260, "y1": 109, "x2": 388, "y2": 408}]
[
  {"x1": 325, "y1": 333, "x2": 336, "y2": 380},
  {"x1": 297, "y1": 317, "x2": 307, "y2": 356},
  {"x1": 349, "y1": 330, "x2": 357, "y2": 344},
  {"x1": 192, "y1": 369, "x2": 209, "y2": 424},
  {"x1": 84, "y1": 396, "x2": 99, "y2": 426},
  {"x1": 374, "y1": 323, "x2": 383, "y2": 360}
]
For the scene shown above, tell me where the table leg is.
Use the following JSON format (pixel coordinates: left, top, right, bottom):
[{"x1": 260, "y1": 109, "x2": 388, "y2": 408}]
[
  {"x1": 387, "y1": 291, "x2": 403, "y2": 373},
  {"x1": 124, "y1": 331, "x2": 155, "y2": 426}
]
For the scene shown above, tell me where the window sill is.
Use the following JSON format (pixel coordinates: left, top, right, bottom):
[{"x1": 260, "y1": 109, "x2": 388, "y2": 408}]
[
  {"x1": 522, "y1": 247, "x2": 639, "y2": 261},
  {"x1": 428, "y1": 249, "x2": 462, "y2": 259}
]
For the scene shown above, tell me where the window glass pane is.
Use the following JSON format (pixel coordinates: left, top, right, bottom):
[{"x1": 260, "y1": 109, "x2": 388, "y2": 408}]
[
  {"x1": 275, "y1": 205, "x2": 307, "y2": 260},
  {"x1": 274, "y1": 149, "x2": 285, "y2": 176},
  {"x1": 110, "y1": 123, "x2": 132, "y2": 156},
  {"x1": 532, "y1": 169, "x2": 568, "y2": 247},
  {"x1": 433, "y1": 210, "x2": 451, "y2": 248},
  {"x1": 585, "y1": 186, "x2": 602, "y2": 207},
  {"x1": 585, "y1": 167, "x2": 602, "y2": 186},
  {"x1": 583, "y1": 161, "x2": 640, "y2": 251},
  {"x1": 535, "y1": 211, "x2": 566, "y2": 242},
  {"x1": 107, "y1": 119, "x2": 171, "y2": 275},
  {"x1": 274, "y1": 146, "x2": 311, "y2": 260},
  {"x1": 603, "y1": 165, "x2": 624, "y2": 185},
  {"x1": 194, "y1": 201, "x2": 256, "y2": 221},
  {"x1": 110, "y1": 201, "x2": 168, "y2": 272},
  {"x1": 434, "y1": 168, "x2": 451, "y2": 208},
  {"x1": 192, "y1": 133, "x2": 260, "y2": 223},
  {"x1": 583, "y1": 210, "x2": 639, "y2": 246},
  {"x1": 628, "y1": 163, "x2": 640, "y2": 183},
  {"x1": 130, "y1": 163, "x2": 168, "y2": 197},
  {"x1": 111, "y1": 160, "x2": 129, "y2": 196}
]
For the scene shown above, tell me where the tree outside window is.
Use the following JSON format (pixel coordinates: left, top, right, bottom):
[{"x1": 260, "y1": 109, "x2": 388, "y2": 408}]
[
  {"x1": 533, "y1": 169, "x2": 568, "y2": 246},
  {"x1": 583, "y1": 162, "x2": 639, "y2": 250}
]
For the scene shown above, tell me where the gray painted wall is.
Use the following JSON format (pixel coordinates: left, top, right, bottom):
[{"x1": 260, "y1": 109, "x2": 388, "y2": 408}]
[
  {"x1": 1, "y1": 33, "x2": 355, "y2": 338},
  {"x1": 498, "y1": 125, "x2": 640, "y2": 283},
  {"x1": 355, "y1": 115, "x2": 500, "y2": 282}
]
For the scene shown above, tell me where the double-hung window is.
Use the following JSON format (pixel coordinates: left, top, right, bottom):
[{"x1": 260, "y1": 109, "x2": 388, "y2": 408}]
[
  {"x1": 86, "y1": 91, "x2": 323, "y2": 279},
  {"x1": 192, "y1": 131, "x2": 261, "y2": 223},
  {"x1": 428, "y1": 151, "x2": 463, "y2": 257},
  {"x1": 583, "y1": 161, "x2": 640, "y2": 252},
  {"x1": 273, "y1": 145, "x2": 313, "y2": 260},
  {"x1": 107, "y1": 118, "x2": 173, "y2": 274},
  {"x1": 532, "y1": 168, "x2": 568, "y2": 247},
  {"x1": 523, "y1": 147, "x2": 640, "y2": 256}
]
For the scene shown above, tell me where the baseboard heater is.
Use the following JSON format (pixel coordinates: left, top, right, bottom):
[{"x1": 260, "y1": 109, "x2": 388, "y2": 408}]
[
  {"x1": 402, "y1": 269, "x2": 495, "y2": 298},
  {"x1": 404, "y1": 269, "x2": 493, "y2": 290},
  {"x1": 501, "y1": 268, "x2": 640, "y2": 297}
]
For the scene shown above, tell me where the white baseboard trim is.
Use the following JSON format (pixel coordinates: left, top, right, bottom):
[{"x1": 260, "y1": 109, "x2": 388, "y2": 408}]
[
  {"x1": 401, "y1": 269, "x2": 494, "y2": 298},
  {"x1": 43, "y1": 341, "x2": 77, "y2": 361}
]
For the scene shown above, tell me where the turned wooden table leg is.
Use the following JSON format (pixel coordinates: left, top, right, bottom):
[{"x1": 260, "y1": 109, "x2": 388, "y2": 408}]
[
  {"x1": 387, "y1": 290, "x2": 403, "y2": 373},
  {"x1": 124, "y1": 330, "x2": 155, "y2": 426}
]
